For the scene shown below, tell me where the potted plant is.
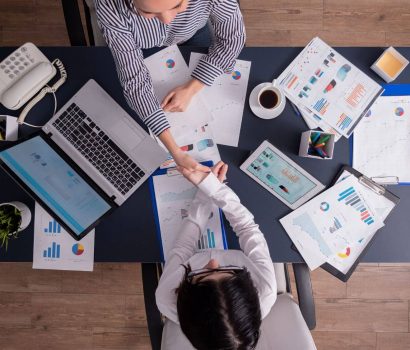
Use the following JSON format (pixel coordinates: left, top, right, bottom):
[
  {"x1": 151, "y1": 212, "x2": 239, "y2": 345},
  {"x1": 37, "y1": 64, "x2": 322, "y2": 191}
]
[{"x1": 0, "y1": 201, "x2": 31, "y2": 251}]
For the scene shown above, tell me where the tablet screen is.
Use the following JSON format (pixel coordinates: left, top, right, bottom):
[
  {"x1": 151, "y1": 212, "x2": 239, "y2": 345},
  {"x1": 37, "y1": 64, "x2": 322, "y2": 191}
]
[
  {"x1": 0, "y1": 136, "x2": 112, "y2": 236},
  {"x1": 247, "y1": 147, "x2": 317, "y2": 204}
]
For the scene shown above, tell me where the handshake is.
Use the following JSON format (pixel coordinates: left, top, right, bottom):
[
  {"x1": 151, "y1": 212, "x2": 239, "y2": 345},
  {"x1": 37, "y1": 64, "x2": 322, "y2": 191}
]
[{"x1": 177, "y1": 161, "x2": 228, "y2": 186}]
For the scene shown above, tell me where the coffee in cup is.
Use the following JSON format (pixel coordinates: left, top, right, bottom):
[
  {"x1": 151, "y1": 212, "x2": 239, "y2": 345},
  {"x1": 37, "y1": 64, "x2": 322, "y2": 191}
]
[{"x1": 259, "y1": 89, "x2": 279, "y2": 109}]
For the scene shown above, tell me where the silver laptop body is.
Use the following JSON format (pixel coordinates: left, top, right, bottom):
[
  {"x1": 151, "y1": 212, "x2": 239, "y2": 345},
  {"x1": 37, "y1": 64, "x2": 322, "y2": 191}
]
[{"x1": 43, "y1": 79, "x2": 168, "y2": 205}]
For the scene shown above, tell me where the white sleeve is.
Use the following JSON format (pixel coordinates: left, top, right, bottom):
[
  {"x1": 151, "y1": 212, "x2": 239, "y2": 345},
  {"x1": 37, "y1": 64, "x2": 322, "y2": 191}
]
[
  {"x1": 198, "y1": 174, "x2": 276, "y2": 291},
  {"x1": 156, "y1": 188, "x2": 213, "y2": 323}
]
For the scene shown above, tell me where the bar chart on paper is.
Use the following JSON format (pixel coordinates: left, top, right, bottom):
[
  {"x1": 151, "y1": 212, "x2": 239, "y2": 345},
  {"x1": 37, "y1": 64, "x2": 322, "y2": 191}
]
[
  {"x1": 34, "y1": 202, "x2": 95, "y2": 271},
  {"x1": 44, "y1": 219, "x2": 61, "y2": 234},
  {"x1": 198, "y1": 229, "x2": 216, "y2": 250},
  {"x1": 43, "y1": 242, "x2": 61, "y2": 259},
  {"x1": 337, "y1": 186, "x2": 375, "y2": 225}
]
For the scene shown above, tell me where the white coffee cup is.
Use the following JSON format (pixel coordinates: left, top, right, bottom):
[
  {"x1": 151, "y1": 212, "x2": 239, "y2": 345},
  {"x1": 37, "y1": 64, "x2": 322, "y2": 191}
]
[{"x1": 256, "y1": 79, "x2": 286, "y2": 118}]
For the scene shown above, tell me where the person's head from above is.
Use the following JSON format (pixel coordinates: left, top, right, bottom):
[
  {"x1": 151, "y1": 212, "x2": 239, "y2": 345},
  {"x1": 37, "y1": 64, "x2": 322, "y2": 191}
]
[
  {"x1": 125, "y1": 0, "x2": 189, "y2": 24},
  {"x1": 176, "y1": 259, "x2": 262, "y2": 350}
]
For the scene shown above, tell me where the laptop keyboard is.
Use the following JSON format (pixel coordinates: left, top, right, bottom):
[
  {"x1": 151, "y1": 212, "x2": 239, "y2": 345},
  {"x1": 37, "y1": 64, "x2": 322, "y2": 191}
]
[{"x1": 52, "y1": 103, "x2": 145, "y2": 196}]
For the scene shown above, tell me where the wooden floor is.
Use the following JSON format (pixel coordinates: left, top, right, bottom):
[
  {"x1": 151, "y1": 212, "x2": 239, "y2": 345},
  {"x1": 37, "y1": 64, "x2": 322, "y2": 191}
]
[{"x1": 1, "y1": 1, "x2": 410, "y2": 349}]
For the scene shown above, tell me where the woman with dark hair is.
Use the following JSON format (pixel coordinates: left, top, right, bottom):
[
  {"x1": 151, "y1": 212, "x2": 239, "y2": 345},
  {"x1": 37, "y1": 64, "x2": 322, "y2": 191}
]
[
  {"x1": 156, "y1": 162, "x2": 277, "y2": 349},
  {"x1": 94, "y1": 0, "x2": 246, "y2": 174}
]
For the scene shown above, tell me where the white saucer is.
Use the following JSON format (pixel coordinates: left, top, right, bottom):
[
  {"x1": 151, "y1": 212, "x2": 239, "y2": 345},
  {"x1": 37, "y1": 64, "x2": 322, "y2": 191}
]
[{"x1": 249, "y1": 82, "x2": 283, "y2": 119}]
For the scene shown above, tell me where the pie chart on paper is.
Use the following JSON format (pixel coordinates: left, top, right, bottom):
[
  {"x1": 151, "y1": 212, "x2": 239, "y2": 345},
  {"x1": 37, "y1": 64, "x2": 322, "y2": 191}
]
[
  {"x1": 231, "y1": 70, "x2": 241, "y2": 80},
  {"x1": 165, "y1": 59, "x2": 175, "y2": 69},
  {"x1": 395, "y1": 107, "x2": 404, "y2": 116},
  {"x1": 72, "y1": 243, "x2": 85, "y2": 256}
]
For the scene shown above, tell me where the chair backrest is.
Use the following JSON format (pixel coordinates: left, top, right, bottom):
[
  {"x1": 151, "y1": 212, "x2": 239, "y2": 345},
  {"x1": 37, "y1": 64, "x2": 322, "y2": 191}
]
[
  {"x1": 161, "y1": 293, "x2": 316, "y2": 350},
  {"x1": 160, "y1": 263, "x2": 316, "y2": 350},
  {"x1": 61, "y1": 0, "x2": 106, "y2": 46},
  {"x1": 83, "y1": 0, "x2": 107, "y2": 46}
]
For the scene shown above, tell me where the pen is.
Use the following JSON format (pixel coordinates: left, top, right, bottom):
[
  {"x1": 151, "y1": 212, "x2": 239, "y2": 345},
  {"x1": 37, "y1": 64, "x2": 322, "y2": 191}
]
[
  {"x1": 290, "y1": 102, "x2": 302, "y2": 117},
  {"x1": 311, "y1": 132, "x2": 321, "y2": 144},
  {"x1": 316, "y1": 134, "x2": 331, "y2": 145},
  {"x1": 315, "y1": 142, "x2": 326, "y2": 148}
]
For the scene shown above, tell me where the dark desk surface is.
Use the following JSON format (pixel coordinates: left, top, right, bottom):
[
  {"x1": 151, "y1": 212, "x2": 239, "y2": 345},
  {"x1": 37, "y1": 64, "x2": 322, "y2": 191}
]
[{"x1": 1, "y1": 46, "x2": 409, "y2": 263}]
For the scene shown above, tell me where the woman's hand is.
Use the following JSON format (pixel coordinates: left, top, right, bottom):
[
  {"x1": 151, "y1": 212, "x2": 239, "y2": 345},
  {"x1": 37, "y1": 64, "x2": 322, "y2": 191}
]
[
  {"x1": 161, "y1": 78, "x2": 205, "y2": 112},
  {"x1": 173, "y1": 150, "x2": 210, "y2": 173},
  {"x1": 179, "y1": 161, "x2": 228, "y2": 186}
]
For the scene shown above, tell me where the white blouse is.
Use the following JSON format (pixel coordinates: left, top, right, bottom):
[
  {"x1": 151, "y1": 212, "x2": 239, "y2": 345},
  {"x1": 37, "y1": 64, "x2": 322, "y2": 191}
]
[{"x1": 155, "y1": 173, "x2": 277, "y2": 324}]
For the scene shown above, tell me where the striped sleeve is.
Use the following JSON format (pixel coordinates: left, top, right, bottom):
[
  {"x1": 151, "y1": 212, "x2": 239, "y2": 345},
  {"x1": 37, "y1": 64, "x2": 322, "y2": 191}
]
[
  {"x1": 94, "y1": 1, "x2": 170, "y2": 136},
  {"x1": 191, "y1": 0, "x2": 246, "y2": 86}
]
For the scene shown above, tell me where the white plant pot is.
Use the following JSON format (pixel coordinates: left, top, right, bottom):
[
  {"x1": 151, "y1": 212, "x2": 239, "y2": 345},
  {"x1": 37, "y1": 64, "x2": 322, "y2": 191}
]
[{"x1": 0, "y1": 201, "x2": 32, "y2": 232}]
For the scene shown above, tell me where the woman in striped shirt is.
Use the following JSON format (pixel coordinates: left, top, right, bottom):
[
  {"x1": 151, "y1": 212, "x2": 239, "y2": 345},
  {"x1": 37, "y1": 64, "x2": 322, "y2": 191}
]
[{"x1": 95, "y1": 0, "x2": 246, "y2": 172}]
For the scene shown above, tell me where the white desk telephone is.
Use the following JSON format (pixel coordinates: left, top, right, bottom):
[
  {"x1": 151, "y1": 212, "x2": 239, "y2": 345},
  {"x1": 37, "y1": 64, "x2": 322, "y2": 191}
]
[{"x1": 0, "y1": 43, "x2": 67, "y2": 125}]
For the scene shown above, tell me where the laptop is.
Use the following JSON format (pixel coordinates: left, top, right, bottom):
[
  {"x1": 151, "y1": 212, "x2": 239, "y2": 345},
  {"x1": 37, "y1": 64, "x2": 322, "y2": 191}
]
[{"x1": 0, "y1": 79, "x2": 168, "y2": 240}]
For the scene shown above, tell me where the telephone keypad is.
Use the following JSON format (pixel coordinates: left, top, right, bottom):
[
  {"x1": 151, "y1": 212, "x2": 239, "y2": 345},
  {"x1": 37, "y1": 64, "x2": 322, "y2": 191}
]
[{"x1": 0, "y1": 45, "x2": 37, "y2": 82}]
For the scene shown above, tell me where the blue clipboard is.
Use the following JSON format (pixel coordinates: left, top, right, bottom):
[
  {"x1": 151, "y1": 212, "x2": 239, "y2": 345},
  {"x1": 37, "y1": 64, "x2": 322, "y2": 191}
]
[
  {"x1": 149, "y1": 161, "x2": 228, "y2": 262},
  {"x1": 350, "y1": 83, "x2": 410, "y2": 185}
]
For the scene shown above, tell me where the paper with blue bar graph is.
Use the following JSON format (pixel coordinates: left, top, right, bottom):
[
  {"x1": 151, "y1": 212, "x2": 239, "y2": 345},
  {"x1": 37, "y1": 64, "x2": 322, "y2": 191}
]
[
  {"x1": 151, "y1": 171, "x2": 227, "y2": 262},
  {"x1": 280, "y1": 175, "x2": 385, "y2": 272},
  {"x1": 33, "y1": 203, "x2": 94, "y2": 271},
  {"x1": 277, "y1": 37, "x2": 383, "y2": 137}
]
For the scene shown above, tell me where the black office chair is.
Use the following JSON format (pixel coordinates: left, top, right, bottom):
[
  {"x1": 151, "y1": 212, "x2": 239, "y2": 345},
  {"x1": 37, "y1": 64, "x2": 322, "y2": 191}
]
[
  {"x1": 142, "y1": 262, "x2": 317, "y2": 350},
  {"x1": 61, "y1": 0, "x2": 105, "y2": 46}
]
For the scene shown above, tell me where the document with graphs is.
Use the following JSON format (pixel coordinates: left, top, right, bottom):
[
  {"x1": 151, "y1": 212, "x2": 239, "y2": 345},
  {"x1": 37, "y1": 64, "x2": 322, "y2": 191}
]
[
  {"x1": 150, "y1": 169, "x2": 227, "y2": 261},
  {"x1": 278, "y1": 37, "x2": 383, "y2": 137},
  {"x1": 33, "y1": 203, "x2": 94, "y2": 271},
  {"x1": 353, "y1": 94, "x2": 410, "y2": 184},
  {"x1": 280, "y1": 175, "x2": 385, "y2": 272}
]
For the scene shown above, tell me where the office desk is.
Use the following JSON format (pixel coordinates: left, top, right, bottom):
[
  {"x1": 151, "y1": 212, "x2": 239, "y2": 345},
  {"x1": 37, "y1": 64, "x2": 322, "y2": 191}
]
[{"x1": 0, "y1": 46, "x2": 409, "y2": 263}]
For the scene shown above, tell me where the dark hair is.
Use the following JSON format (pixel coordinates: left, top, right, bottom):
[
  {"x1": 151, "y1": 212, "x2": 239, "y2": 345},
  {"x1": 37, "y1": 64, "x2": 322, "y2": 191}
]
[{"x1": 176, "y1": 265, "x2": 262, "y2": 350}]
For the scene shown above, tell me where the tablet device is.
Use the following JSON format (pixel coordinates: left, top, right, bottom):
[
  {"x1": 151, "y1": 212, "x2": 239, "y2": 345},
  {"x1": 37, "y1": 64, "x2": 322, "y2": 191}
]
[{"x1": 240, "y1": 140, "x2": 324, "y2": 209}]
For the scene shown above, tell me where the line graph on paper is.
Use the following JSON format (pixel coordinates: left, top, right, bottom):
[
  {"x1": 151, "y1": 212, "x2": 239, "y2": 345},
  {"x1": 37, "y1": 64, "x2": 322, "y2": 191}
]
[
  {"x1": 152, "y1": 173, "x2": 226, "y2": 261},
  {"x1": 353, "y1": 95, "x2": 410, "y2": 182}
]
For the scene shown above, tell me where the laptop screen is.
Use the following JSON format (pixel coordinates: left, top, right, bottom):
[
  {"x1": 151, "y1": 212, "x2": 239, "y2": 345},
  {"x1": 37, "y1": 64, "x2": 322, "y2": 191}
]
[{"x1": 0, "y1": 135, "x2": 112, "y2": 236}]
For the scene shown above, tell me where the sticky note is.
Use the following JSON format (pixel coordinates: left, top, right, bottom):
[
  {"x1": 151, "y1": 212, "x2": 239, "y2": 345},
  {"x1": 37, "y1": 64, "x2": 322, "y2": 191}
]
[{"x1": 376, "y1": 51, "x2": 405, "y2": 78}]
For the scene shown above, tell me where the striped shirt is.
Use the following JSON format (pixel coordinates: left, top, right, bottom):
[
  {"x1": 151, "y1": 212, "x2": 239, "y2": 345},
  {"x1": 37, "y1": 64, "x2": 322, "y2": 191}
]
[{"x1": 95, "y1": 0, "x2": 246, "y2": 136}]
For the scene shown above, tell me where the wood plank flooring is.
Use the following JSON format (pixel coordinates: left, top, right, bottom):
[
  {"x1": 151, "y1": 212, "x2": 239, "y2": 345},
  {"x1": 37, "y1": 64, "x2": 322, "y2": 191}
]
[{"x1": 1, "y1": 1, "x2": 410, "y2": 349}]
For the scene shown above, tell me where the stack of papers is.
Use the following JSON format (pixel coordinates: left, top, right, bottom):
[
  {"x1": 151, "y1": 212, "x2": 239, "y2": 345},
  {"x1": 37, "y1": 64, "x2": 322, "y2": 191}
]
[
  {"x1": 280, "y1": 172, "x2": 394, "y2": 273},
  {"x1": 145, "y1": 46, "x2": 251, "y2": 150},
  {"x1": 278, "y1": 37, "x2": 383, "y2": 138}
]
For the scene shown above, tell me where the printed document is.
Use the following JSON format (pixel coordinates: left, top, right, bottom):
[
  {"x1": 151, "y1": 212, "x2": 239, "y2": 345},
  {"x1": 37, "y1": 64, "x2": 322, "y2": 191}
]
[
  {"x1": 144, "y1": 46, "x2": 212, "y2": 129},
  {"x1": 278, "y1": 37, "x2": 383, "y2": 137},
  {"x1": 152, "y1": 172, "x2": 226, "y2": 261},
  {"x1": 154, "y1": 124, "x2": 221, "y2": 169},
  {"x1": 33, "y1": 203, "x2": 95, "y2": 271},
  {"x1": 189, "y1": 53, "x2": 251, "y2": 147},
  {"x1": 280, "y1": 175, "x2": 385, "y2": 272},
  {"x1": 353, "y1": 95, "x2": 410, "y2": 183}
]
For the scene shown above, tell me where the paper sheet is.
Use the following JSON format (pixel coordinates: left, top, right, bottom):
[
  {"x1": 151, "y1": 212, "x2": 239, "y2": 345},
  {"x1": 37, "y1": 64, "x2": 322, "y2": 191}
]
[
  {"x1": 280, "y1": 175, "x2": 385, "y2": 272},
  {"x1": 353, "y1": 95, "x2": 410, "y2": 183},
  {"x1": 188, "y1": 53, "x2": 251, "y2": 147},
  {"x1": 33, "y1": 203, "x2": 94, "y2": 271},
  {"x1": 152, "y1": 172, "x2": 226, "y2": 261},
  {"x1": 278, "y1": 37, "x2": 383, "y2": 137},
  {"x1": 154, "y1": 124, "x2": 221, "y2": 169},
  {"x1": 144, "y1": 46, "x2": 212, "y2": 129}
]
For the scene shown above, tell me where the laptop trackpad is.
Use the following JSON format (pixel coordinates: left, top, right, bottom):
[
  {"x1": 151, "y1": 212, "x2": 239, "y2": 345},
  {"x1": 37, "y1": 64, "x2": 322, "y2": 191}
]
[{"x1": 110, "y1": 119, "x2": 144, "y2": 150}]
